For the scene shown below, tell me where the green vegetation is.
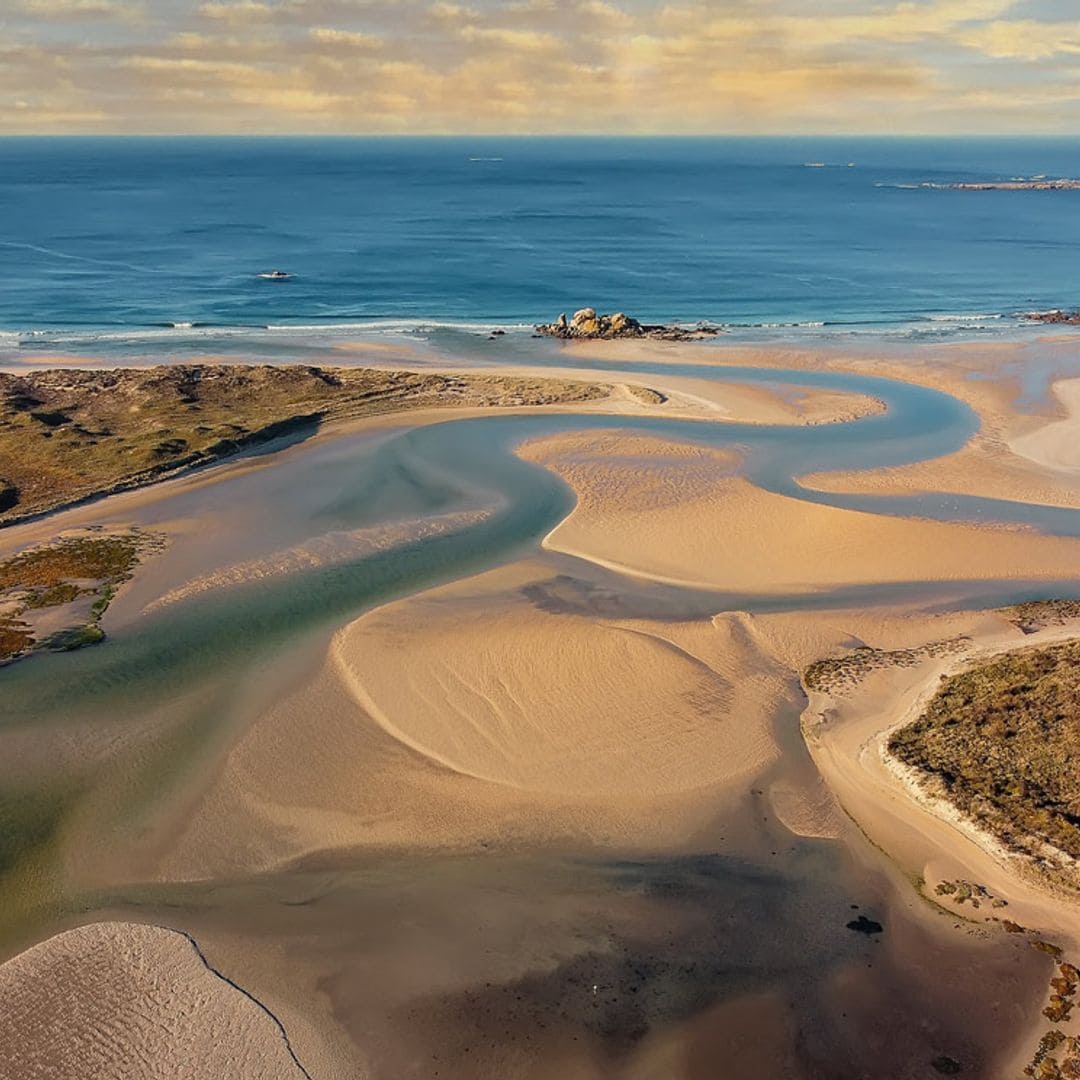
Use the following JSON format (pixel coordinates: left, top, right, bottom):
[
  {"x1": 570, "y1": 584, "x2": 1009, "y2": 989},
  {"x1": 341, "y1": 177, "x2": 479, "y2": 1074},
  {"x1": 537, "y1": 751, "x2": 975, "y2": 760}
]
[
  {"x1": 932, "y1": 877, "x2": 1008, "y2": 910},
  {"x1": 803, "y1": 636, "x2": 969, "y2": 694},
  {"x1": 42, "y1": 625, "x2": 106, "y2": 651},
  {"x1": 0, "y1": 618, "x2": 33, "y2": 661},
  {"x1": 888, "y1": 641, "x2": 1080, "y2": 865},
  {"x1": 22, "y1": 582, "x2": 82, "y2": 609},
  {"x1": 0, "y1": 364, "x2": 605, "y2": 524},
  {"x1": 625, "y1": 384, "x2": 667, "y2": 406},
  {"x1": 0, "y1": 534, "x2": 140, "y2": 593},
  {"x1": 0, "y1": 530, "x2": 161, "y2": 664},
  {"x1": 1003, "y1": 601, "x2": 1080, "y2": 635}
]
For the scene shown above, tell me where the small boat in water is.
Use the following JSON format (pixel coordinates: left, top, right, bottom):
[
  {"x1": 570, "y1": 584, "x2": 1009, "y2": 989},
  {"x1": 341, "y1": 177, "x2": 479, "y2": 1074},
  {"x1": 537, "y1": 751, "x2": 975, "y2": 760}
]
[{"x1": 258, "y1": 270, "x2": 291, "y2": 280}]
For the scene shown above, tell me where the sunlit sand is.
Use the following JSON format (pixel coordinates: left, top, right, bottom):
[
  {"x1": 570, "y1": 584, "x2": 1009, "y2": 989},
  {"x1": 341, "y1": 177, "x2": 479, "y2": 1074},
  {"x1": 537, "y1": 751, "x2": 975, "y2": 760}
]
[{"x1": 3, "y1": 335, "x2": 1080, "y2": 1077}]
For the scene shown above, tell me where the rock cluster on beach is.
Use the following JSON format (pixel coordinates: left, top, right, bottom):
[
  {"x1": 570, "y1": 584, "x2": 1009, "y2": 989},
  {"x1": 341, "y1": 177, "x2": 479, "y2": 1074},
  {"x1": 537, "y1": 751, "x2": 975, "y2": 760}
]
[{"x1": 535, "y1": 308, "x2": 720, "y2": 341}]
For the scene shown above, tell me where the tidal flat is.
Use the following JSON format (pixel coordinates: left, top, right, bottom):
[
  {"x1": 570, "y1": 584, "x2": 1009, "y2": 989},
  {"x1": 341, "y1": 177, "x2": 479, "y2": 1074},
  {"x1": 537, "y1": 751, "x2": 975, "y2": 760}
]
[{"x1": 2, "y1": 333, "x2": 1080, "y2": 1077}]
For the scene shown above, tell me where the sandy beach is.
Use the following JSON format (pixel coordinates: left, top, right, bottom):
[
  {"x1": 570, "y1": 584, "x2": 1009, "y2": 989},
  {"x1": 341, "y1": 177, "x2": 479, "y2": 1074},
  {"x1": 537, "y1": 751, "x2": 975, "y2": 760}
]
[{"x1": 2, "y1": 335, "x2": 1080, "y2": 1076}]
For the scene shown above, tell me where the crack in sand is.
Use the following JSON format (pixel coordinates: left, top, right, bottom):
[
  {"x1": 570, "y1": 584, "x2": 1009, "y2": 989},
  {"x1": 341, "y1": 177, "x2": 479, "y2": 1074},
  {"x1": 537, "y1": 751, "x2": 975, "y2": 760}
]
[{"x1": 165, "y1": 926, "x2": 313, "y2": 1080}]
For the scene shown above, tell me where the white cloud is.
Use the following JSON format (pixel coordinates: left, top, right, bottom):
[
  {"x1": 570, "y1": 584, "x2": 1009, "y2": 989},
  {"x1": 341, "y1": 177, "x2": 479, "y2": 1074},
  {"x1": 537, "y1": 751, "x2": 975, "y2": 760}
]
[{"x1": 309, "y1": 26, "x2": 382, "y2": 47}]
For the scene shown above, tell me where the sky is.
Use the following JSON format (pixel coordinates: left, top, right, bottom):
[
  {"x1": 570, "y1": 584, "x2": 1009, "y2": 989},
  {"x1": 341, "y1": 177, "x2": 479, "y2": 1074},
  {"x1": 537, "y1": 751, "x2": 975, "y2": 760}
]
[{"x1": 2, "y1": 0, "x2": 1080, "y2": 134}]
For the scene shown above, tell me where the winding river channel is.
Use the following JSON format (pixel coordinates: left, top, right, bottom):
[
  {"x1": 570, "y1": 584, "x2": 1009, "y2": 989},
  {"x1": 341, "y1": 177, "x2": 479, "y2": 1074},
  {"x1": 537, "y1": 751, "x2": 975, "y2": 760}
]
[
  {"x1": 4, "y1": 362, "x2": 1079, "y2": 723},
  {"x1": 1, "y1": 358, "x2": 1075, "y2": 1077}
]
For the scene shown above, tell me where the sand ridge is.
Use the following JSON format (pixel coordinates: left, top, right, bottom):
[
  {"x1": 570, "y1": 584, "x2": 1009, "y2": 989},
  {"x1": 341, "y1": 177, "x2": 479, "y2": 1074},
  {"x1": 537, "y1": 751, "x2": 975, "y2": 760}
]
[
  {"x1": 330, "y1": 563, "x2": 779, "y2": 798},
  {"x1": 520, "y1": 428, "x2": 1080, "y2": 593},
  {"x1": 0, "y1": 921, "x2": 309, "y2": 1080}
]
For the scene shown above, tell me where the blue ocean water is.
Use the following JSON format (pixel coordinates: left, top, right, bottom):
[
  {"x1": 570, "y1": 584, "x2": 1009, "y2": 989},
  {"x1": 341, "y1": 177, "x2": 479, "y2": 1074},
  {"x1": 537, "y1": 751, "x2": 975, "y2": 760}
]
[{"x1": 2, "y1": 136, "x2": 1079, "y2": 357}]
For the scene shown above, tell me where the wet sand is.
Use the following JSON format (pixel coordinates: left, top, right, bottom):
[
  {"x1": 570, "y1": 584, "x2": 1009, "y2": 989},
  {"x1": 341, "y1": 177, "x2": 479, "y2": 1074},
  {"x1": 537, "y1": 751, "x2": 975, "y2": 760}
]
[{"x1": 1, "y1": 336, "x2": 1078, "y2": 1076}]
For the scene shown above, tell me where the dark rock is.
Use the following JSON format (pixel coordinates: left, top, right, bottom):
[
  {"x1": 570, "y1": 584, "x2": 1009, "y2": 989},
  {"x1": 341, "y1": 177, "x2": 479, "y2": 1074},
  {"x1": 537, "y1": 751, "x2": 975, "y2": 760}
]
[
  {"x1": 846, "y1": 915, "x2": 884, "y2": 935},
  {"x1": 931, "y1": 1055, "x2": 963, "y2": 1075}
]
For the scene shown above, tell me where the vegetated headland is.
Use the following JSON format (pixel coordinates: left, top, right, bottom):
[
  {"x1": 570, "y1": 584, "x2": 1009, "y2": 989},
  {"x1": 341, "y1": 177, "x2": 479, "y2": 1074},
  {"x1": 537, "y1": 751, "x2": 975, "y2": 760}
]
[
  {"x1": 0, "y1": 365, "x2": 606, "y2": 526},
  {"x1": 888, "y1": 637, "x2": 1080, "y2": 878},
  {"x1": 0, "y1": 528, "x2": 162, "y2": 664}
]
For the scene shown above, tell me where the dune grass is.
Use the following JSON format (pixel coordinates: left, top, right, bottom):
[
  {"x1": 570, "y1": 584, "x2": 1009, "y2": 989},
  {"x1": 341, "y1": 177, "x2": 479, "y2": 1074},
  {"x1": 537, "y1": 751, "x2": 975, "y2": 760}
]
[
  {"x1": 0, "y1": 531, "x2": 159, "y2": 664},
  {"x1": 888, "y1": 640, "x2": 1080, "y2": 865}
]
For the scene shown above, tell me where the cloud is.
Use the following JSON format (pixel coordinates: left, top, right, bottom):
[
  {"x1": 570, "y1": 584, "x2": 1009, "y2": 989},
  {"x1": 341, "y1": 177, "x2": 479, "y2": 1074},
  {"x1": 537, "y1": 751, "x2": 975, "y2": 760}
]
[
  {"x1": 458, "y1": 26, "x2": 560, "y2": 51},
  {"x1": 428, "y1": 2, "x2": 478, "y2": 21},
  {"x1": 198, "y1": 1, "x2": 279, "y2": 21},
  {"x1": 14, "y1": 0, "x2": 137, "y2": 17},
  {"x1": 960, "y1": 18, "x2": 1080, "y2": 59},
  {"x1": 309, "y1": 26, "x2": 383, "y2": 47},
  {"x1": 3, "y1": 0, "x2": 1080, "y2": 133},
  {"x1": 577, "y1": 0, "x2": 635, "y2": 28}
]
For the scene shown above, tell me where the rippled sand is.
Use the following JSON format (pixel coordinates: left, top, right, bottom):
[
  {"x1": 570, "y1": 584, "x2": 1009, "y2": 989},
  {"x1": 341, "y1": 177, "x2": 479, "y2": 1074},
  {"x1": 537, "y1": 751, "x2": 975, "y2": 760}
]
[{"x1": 0, "y1": 922, "x2": 305, "y2": 1079}]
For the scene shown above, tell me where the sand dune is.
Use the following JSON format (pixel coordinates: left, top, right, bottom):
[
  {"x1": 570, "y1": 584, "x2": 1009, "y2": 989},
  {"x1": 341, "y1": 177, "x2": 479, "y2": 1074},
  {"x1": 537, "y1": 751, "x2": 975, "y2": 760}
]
[
  {"x1": 0, "y1": 922, "x2": 307, "y2": 1079},
  {"x1": 332, "y1": 565, "x2": 775, "y2": 797},
  {"x1": 150, "y1": 558, "x2": 801, "y2": 881},
  {"x1": 521, "y1": 429, "x2": 1080, "y2": 592},
  {"x1": 1010, "y1": 377, "x2": 1080, "y2": 475},
  {"x1": 802, "y1": 441, "x2": 1080, "y2": 511}
]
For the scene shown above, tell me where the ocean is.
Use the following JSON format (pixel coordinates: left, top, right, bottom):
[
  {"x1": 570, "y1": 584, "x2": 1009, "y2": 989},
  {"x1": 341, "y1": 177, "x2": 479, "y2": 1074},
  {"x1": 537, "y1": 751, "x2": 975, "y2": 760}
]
[{"x1": 2, "y1": 135, "x2": 1079, "y2": 361}]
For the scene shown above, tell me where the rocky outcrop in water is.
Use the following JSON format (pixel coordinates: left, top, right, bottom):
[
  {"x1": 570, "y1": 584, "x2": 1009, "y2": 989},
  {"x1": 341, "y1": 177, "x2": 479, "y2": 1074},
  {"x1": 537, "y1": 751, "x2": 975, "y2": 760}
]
[
  {"x1": 536, "y1": 308, "x2": 720, "y2": 341},
  {"x1": 918, "y1": 179, "x2": 1080, "y2": 191},
  {"x1": 1022, "y1": 309, "x2": 1080, "y2": 325}
]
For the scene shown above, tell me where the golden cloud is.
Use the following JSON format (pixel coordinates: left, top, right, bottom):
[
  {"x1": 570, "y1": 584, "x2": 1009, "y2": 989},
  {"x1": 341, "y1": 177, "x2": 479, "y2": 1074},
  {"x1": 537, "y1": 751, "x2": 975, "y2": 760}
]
[
  {"x1": 960, "y1": 19, "x2": 1080, "y2": 60},
  {"x1": 14, "y1": 0, "x2": 138, "y2": 16},
  {"x1": 309, "y1": 26, "x2": 383, "y2": 47},
  {"x1": 3, "y1": 0, "x2": 1080, "y2": 133},
  {"x1": 198, "y1": 1, "x2": 279, "y2": 21}
]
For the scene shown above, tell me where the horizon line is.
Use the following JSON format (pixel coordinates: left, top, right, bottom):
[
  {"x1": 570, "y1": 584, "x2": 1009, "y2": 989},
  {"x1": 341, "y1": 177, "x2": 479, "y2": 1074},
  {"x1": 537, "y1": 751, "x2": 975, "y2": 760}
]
[{"x1": 2, "y1": 132, "x2": 1078, "y2": 139}]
